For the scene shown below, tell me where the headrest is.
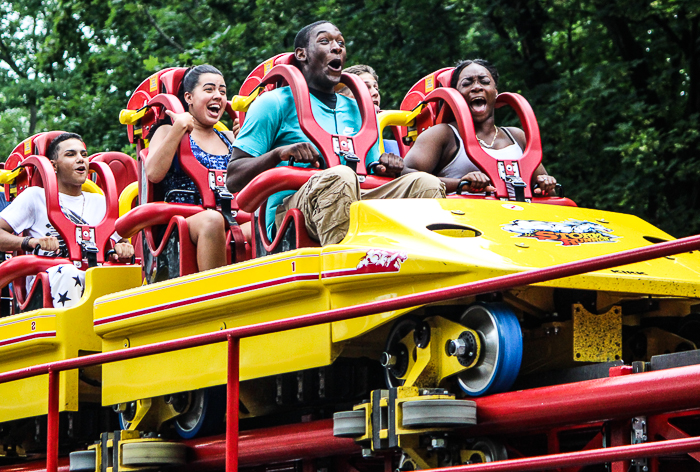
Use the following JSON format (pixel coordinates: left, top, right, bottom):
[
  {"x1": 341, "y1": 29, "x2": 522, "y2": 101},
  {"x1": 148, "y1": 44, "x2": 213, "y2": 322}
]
[
  {"x1": 7, "y1": 131, "x2": 67, "y2": 161},
  {"x1": 239, "y1": 53, "x2": 296, "y2": 97},
  {"x1": 436, "y1": 68, "x2": 454, "y2": 88},
  {"x1": 159, "y1": 68, "x2": 188, "y2": 96}
]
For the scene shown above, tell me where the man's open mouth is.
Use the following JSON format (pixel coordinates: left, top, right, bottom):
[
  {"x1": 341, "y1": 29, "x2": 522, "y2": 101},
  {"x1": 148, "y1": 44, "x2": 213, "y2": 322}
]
[{"x1": 328, "y1": 58, "x2": 342, "y2": 72}]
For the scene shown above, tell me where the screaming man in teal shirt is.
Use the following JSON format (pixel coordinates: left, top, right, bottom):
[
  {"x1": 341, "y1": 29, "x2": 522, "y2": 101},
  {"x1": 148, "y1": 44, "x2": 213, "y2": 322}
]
[{"x1": 233, "y1": 86, "x2": 380, "y2": 239}]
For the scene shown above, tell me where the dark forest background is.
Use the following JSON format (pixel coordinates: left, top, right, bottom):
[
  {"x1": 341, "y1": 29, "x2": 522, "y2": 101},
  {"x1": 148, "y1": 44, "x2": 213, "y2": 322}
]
[{"x1": 1, "y1": 0, "x2": 698, "y2": 235}]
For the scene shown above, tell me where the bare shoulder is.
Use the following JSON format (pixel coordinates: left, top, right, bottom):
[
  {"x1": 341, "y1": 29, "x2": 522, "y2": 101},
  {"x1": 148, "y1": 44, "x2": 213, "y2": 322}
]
[
  {"x1": 415, "y1": 123, "x2": 455, "y2": 146},
  {"x1": 504, "y1": 127, "x2": 527, "y2": 149},
  {"x1": 149, "y1": 123, "x2": 173, "y2": 146}
]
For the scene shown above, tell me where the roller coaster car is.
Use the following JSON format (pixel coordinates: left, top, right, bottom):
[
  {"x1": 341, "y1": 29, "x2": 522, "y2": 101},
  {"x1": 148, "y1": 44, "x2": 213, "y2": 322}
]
[
  {"x1": 90, "y1": 61, "x2": 700, "y2": 469},
  {"x1": 235, "y1": 53, "x2": 392, "y2": 257},
  {"x1": 0, "y1": 133, "x2": 142, "y2": 455},
  {"x1": 117, "y1": 68, "x2": 250, "y2": 283},
  {"x1": 386, "y1": 67, "x2": 575, "y2": 206}
]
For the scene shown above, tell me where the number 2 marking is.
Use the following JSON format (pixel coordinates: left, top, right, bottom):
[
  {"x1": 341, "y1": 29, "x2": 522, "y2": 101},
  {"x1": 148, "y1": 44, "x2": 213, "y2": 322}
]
[{"x1": 31, "y1": 321, "x2": 36, "y2": 331}]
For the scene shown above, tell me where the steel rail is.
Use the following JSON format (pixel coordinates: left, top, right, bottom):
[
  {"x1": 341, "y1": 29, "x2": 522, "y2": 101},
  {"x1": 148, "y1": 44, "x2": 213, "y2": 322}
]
[
  {"x1": 474, "y1": 363, "x2": 700, "y2": 435},
  {"x1": 430, "y1": 436, "x2": 700, "y2": 472},
  {"x1": 0, "y1": 420, "x2": 358, "y2": 472}
]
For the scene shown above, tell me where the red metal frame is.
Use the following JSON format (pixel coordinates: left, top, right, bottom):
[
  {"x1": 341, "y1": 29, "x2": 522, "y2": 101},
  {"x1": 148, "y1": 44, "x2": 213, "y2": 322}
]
[
  {"x1": 3, "y1": 234, "x2": 700, "y2": 472},
  {"x1": 226, "y1": 336, "x2": 239, "y2": 472}
]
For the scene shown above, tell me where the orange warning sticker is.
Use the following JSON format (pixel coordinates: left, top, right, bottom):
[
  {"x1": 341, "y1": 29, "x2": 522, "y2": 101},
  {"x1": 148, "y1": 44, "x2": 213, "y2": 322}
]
[
  {"x1": 425, "y1": 75, "x2": 435, "y2": 93},
  {"x1": 263, "y1": 59, "x2": 274, "y2": 76}
]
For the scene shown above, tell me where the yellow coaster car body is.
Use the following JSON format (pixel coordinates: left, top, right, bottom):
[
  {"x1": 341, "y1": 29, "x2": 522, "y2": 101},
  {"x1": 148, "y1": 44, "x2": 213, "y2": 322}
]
[
  {"x1": 0, "y1": 266, "x2": 141, "y2": 423},
  {"x1": 94, "y1": 198, "x2": 700, "y2": 409}
]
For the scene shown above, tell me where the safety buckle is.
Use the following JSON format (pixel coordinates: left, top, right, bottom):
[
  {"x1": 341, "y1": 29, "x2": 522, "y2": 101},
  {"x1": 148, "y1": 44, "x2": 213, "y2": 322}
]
[{"x1": 208, "y1": 169, "x2": 228, "y2": 191}]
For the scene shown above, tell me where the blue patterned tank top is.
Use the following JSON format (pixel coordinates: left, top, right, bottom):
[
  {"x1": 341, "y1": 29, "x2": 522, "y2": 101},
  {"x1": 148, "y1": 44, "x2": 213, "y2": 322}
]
[{"x1": 160, "y1": 129, "x2": 234, "y2": 204}]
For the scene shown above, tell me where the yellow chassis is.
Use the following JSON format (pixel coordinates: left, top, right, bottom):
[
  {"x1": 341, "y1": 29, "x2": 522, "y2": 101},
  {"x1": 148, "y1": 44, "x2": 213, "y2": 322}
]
[
  {"x1": 92, "y1": 198, "x2": 700, "y2": 407},
  {"x1": 0, "y1": 266, "x2": 141, "y2": 423}
]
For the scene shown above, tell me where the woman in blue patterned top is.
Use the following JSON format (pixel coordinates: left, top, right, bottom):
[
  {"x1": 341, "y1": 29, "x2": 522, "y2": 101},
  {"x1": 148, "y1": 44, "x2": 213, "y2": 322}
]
[{"x1": 146, "y1": 65, "x2": 238, "y2": 272}]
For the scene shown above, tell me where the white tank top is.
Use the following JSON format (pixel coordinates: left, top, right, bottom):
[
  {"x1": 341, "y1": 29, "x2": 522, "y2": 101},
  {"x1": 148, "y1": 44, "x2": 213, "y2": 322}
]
[{"x1": 438, "y1": 124, "x2": 523, "y2": 197}]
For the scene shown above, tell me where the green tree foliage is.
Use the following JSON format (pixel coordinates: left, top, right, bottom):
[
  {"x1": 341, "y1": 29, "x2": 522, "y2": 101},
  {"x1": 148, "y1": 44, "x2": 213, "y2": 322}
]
[{"x1": 0, "y1": 0, "x2": 698, "y2": 235}]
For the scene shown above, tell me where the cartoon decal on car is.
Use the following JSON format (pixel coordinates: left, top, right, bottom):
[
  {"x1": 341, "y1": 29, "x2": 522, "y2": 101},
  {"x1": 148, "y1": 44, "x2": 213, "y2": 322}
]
[{"x1": 501, "y1": 219, "x2": 620, "y2": 246}]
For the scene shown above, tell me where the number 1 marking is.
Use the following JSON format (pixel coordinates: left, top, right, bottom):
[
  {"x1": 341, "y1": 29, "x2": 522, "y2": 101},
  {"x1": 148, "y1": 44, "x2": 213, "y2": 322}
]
[{"x1": 291, "y1": 261, "x2": 296, "y2": 272}]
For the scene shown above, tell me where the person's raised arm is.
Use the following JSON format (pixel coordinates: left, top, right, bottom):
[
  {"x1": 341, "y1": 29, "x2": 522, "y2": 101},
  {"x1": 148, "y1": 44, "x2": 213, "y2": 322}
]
[
  {"x1": 145, "y1": 110, "x2": 195, "y2": 184},
  {"x1": 226, "y1": 143, "x2": 321, "y2": 193}
]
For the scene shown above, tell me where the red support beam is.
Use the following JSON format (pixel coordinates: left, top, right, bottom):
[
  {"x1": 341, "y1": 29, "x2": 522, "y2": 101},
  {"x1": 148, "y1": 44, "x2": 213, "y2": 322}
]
[
  {"x1": 429, "y1": 436, "x2": 700, "y2": 472},
  {"x1": 226, "y1": 336, "x2": 240, "y2": 472},
  {"x1": 0, "y1": 420, "x2": 358, "y2": 472},
  {"x1": 607, "y1": 420, "x2": 630, "y2": 472},
  {"x1": 473, "y1": 364, "x2": 700, "y2": 435},
  {"x1": 182, "y1": 420, "x2": 360, "y2": 470},
  {"x1": 45, "y1": 370, "x2": 59, "y2": 472},
  {"x1": 648, "y1": 412, "x2": 700, "y2": 462}
]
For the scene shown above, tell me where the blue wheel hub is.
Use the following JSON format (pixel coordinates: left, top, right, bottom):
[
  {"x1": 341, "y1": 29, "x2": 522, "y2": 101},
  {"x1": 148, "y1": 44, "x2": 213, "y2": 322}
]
[{"x1": 457, "y1": 302, "x2": 522, "y2": 396}]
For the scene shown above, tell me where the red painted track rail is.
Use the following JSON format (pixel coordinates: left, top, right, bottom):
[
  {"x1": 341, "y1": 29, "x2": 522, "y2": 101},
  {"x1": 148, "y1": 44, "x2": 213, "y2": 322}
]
[{"x1": 3, "y1": 234, "x2": 700, "y2": 472}]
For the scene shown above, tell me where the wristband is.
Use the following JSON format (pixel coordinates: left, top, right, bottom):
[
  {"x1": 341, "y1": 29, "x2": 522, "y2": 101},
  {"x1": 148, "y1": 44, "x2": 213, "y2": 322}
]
[{"x1": 21, "y1": 236, "x2": 34, "y2": 252}]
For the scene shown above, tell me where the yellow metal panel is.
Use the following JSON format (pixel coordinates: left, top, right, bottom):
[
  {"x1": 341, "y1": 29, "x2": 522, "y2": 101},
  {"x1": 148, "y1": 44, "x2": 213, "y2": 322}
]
[
  {"x1": 0, "y1": 375, "x2": 49, "y2": 421},
  {"x1": 94, "y1": 250, "x2": 324, "y2": 339},
  {"x1": 339, "y1": 199, "x2": 700, "y2": 296},
  {"x1": 573, "y1": 304, "x2": 622, "y2": 362},
  {"x1": 0, "y1": 313, "x2": 58, "y2": 360},
  {"x1": 102, "y1": 324, "x2": 331, "y2": 405},
  {"x1": 98, "y1": 252, "x2": 332, "y2": 404},
  {"x1": 0, "y1": 265, "x2": 141, "y2": 423}
]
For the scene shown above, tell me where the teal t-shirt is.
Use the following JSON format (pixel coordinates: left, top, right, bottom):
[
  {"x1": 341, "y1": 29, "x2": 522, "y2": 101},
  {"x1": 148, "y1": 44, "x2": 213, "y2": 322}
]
[{"x1": 233, "y1": 86, "x2": 379, "y2": 239}]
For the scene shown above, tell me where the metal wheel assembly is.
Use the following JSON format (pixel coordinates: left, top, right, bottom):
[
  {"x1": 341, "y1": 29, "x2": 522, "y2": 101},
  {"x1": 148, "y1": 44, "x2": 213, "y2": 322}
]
[
  {"x1": 383, "y1": 316, "x2": 420, "y2": 388},
  {"x1": 401, "y1": 399, "x2": 476, "y2": 428},
  {"x1": 333, "y1": 410, "x2": 366, "y2": 437},
  {"x1": 121, "y1": 441, "x2": 187, "y2": 466},
  {"x1": 69, "y1": 450, "x2": 96, "y2": 472},
  {"x1": 174, "y1": 385, "x2": 226, "y2": 438},
  {"x1": 457, "y1": 303, "x2": 522, "y2": 396},
  {"x1": 465, "y1": 437, "x2": 508, "y2": 463},
  {"x1": 117, "y1": 401, "x2": 137, "y2": 430}
]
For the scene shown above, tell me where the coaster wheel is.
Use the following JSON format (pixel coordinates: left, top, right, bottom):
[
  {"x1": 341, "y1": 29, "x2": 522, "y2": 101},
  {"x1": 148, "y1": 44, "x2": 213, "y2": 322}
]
[
  {"x1": 333, "y1": 410, "x2": 366, "y2": 437},
  {"x1": 464, "y1": 437, "x2": 508, "y2": 463},
  {"x1": 173, "y1": 385, "x2": 226, "y2": 438},
  {"x1": 401, "y1": 399, "x2": 476, "y2": 427},
  {"x1": 117, "y1": 401, "x2": 137, "y2": 430},
  {"x1": 457, "y1": 303, "x2": 522, "y2": 396},
  {"x1": 69, "y1": 450, "x2": 96, "y2": 472},
  {"x1": 121, "y1": 441, "x2": 187, "y2": 466},
  {"x1": 383, "y1": 316, "x2": 422, "y2": 388}
]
